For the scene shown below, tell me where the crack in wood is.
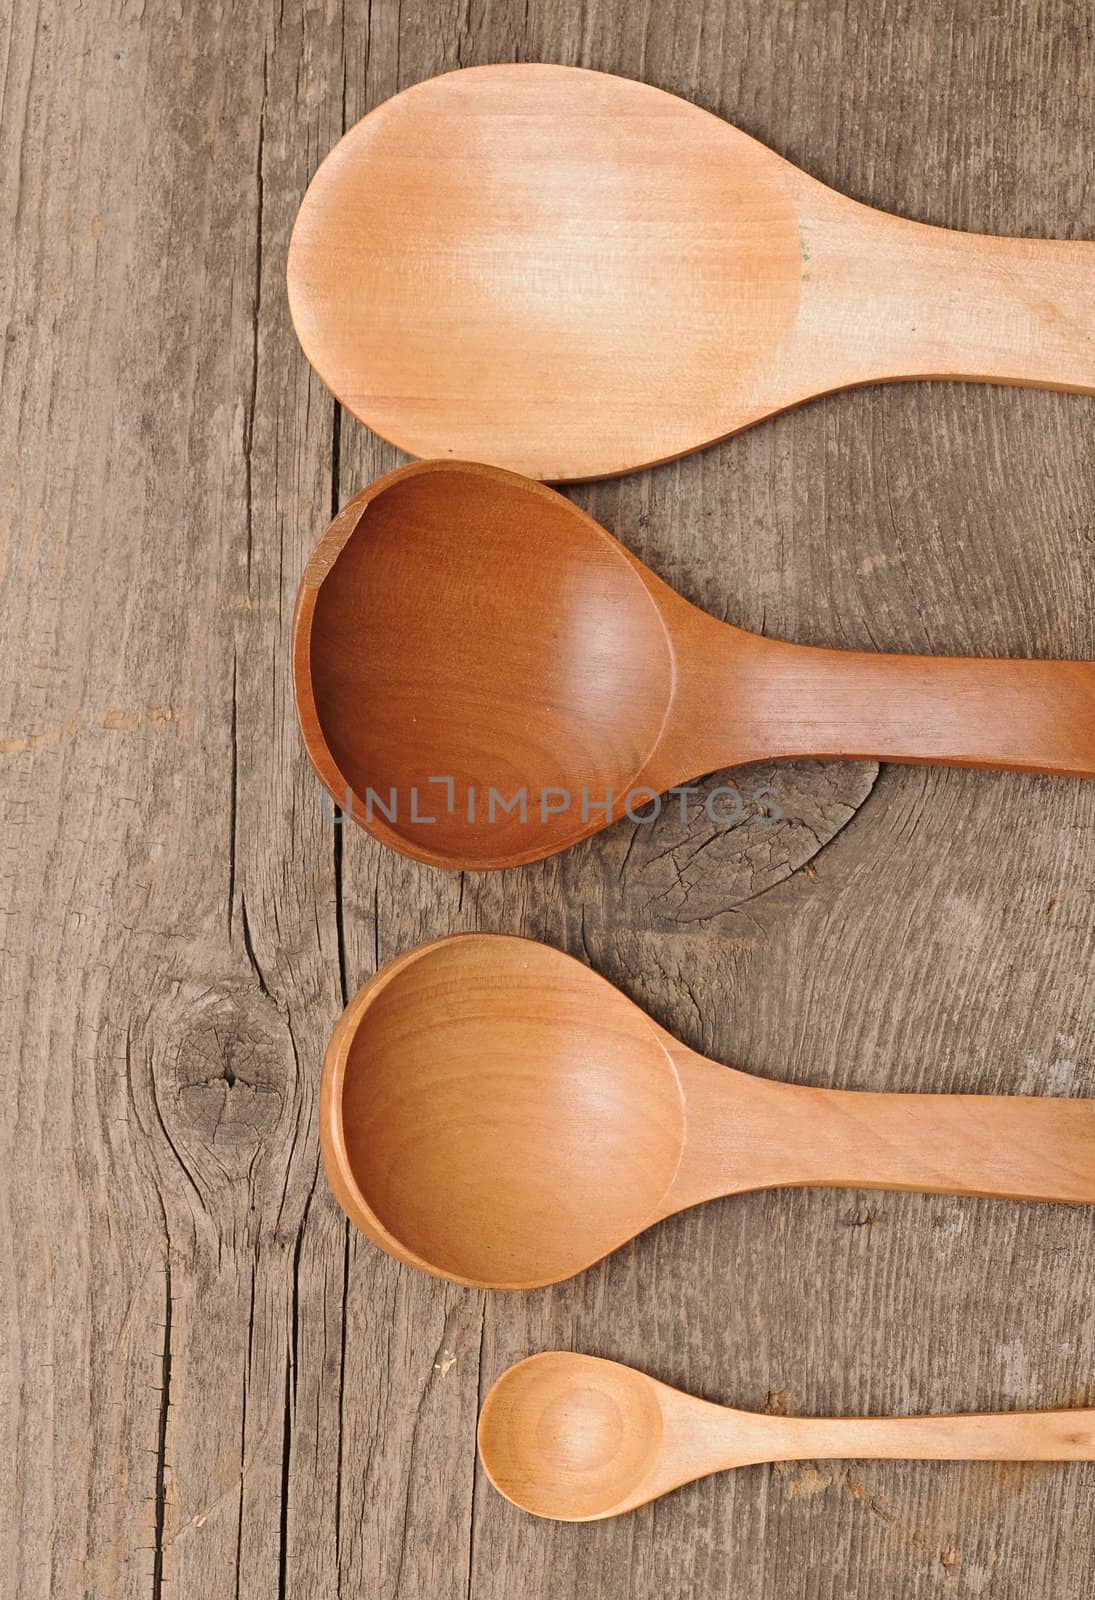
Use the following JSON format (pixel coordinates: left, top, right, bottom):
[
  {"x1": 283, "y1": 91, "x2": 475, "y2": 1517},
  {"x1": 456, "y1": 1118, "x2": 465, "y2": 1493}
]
[{"x1": 151, "y1": 1258, "x2": 173, "y2": 1600}]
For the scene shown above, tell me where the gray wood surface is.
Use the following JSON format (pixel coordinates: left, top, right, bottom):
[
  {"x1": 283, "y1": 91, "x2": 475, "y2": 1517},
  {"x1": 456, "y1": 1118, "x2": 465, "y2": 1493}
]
[{"x1": 2, "y1": 0, "x2": 1092, "y2": 1595}]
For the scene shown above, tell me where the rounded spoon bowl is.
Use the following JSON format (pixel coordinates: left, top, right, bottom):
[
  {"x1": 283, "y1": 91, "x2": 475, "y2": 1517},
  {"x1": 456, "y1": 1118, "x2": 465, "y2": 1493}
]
[
  {"x1": 295, "y1": 459, "x2": 674, "y2": 869},
  {"x1": 320, "y1": 935, "x2": 685, "y2": 1288}
]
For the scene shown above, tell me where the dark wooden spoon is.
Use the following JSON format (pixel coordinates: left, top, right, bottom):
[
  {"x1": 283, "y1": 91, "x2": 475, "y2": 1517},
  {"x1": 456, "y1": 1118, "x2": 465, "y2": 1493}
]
[{"x1": 293, "y1": 460, "x2": 1095, "y2": 871}]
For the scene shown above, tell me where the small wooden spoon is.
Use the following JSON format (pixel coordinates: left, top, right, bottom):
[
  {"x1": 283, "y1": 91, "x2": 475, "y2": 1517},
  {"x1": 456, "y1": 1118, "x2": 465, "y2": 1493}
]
[
  {"x1": 294, "y1": 459, "x2": 1095, "y2": 871},
  {"x1": 320, "y1": 934, "x2": 1095, "y2": 1290},
  {"x1": 478, "y1": 1353, "x2": 1095, "y2": 1520},
  {"x1": 287, "y1": 63, "x2": 1094, "y2": 481}
]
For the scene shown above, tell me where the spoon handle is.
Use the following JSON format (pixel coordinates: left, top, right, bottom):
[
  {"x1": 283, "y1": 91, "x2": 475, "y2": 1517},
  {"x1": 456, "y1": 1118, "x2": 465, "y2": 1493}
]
[
  {"x1": 768, "y1": 1084, "x2": 1095, "y2": 1204},
  {"x1": 808, "y1": 205, "x2": 1095, "y2": 394},
  {"x1": 748, "y1": 644, "x2": 1095, "y2": 777},
  {"x1": 767, "y1": 1408, "x2": 1095, "y2": 1465},
  {"x1": 670, "y1": 1057, "x2": 1095, "y2": 1209}
]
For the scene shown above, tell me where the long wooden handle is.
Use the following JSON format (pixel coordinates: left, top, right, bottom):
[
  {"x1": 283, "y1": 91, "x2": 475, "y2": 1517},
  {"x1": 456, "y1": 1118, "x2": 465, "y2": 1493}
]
[
  {"x1": 747, "y1": 643, "x2": 1095, "y2": 776},
  {"x1": 772, "y1": 1085, "x2": 1095, "y2": 1203},
  {"x1": 663, "y1": 1055, "x2": 1095, "y2": 1213},
  {"x1": 801, "y1": 196, "x2": 1095, "y2": 393},
  {"x1": 764, "y1": 1408, "x2": 1095, "y2": 1465},
  {"x1": 880, "y1": 231, "x2": 1095, "y2": 393}
]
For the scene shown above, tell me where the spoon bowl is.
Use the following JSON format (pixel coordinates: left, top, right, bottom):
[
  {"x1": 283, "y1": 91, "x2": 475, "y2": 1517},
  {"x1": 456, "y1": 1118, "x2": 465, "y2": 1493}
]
[
  {"x1": 294, "y1": 460, "x2": 1095, "y2": 871},
  {"x1": 288, "y1": 63, "x2": 1094, "y2": 480},
  {"x1": 295, "y1": 461, "x2": 675, "y2": 868},
  {"x1": 320, "y1": 935, "x2": 685, "y2": 1289},
  {"x1": 477, "y1": 1354, "x2": 670, "y2": 1520},
  {"x1": 320, "y1": 934, "x2": 1095, "y2": 1290}
]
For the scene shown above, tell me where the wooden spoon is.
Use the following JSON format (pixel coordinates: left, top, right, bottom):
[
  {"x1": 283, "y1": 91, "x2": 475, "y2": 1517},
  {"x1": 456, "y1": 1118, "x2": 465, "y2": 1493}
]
[
  {"x1": 294, "y1": 459, "x2": 1095, "y2": 871},
  {"x1": 287, "y1": 63, "x2": 1094, "y2": 482},
  {"x1": 319, "y1": 934, "x2": 1095, "y2": 1290},
  {"x1": 478, "y1": 1353, "x2": 1095, "y2": 1520}
]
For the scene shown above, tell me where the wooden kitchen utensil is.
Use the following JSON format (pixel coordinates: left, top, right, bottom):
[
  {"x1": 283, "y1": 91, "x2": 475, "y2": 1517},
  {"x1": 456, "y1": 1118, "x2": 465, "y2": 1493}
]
[
  {"x1": 478, "y1": 1353, "x2": 1095, "y2": 1520},
  {"x1": 287, "y1": 63, "x2": 1094, "y2": 481},
  {"x1": 319, "y1": 934, "x2": 1095, "y2": 1290},
  {"x1": 294, "y1": 460, "x2": 1095, "y2": 871}
]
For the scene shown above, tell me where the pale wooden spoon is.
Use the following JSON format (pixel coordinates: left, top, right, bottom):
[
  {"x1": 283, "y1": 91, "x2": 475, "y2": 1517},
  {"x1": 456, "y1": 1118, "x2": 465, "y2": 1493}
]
[
  {"x1": 320, "y1": 934, "x2": 1095, "y2": 1290},
  {"x1": 293, "y1": 459, "x2": 1095, "y2": 871},
  {"x1": 287, "y1": 63, "x2": 1094, "y2": 481},
  {"x1": 478, "y1": 1353, "x2": 1095, "y2": 1520}
]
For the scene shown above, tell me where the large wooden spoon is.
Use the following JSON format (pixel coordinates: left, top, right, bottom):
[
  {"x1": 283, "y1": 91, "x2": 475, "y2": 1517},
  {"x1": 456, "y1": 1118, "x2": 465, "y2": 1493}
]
[
  {"x1": 287, "y1": 63, "x2": 1094, "y2": 481},
  {"x1": 478, "y1": 1353, "x2": 1095, "y2": 1520},
  {"x1": 294, "y1": 459, "x2": 1095, "y2": 871},
  {"x1": 319, "y1": 934, "x2": 1095, "y2": 1290}
]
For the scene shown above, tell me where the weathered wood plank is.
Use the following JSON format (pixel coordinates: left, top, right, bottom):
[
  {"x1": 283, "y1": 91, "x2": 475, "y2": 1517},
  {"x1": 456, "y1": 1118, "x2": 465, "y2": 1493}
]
[{"x1": 2, "y1": 0, "x2": 1092, "y2": 1597}]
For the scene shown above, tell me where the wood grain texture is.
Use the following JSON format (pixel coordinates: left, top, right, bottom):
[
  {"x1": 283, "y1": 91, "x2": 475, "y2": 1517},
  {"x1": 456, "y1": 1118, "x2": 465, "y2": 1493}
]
[{"x1": 1, "y1": 2, "x2": 1092, "y2": 1599}]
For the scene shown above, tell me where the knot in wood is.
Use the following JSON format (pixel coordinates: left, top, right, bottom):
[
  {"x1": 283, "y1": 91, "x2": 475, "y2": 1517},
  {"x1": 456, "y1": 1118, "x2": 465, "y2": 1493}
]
[
  {"x1": 163, "y1": 988, "x2": 290, "y2": 1179},
  {"x1": 597, "y1": 759, "x2": 878, "y2": 931}
]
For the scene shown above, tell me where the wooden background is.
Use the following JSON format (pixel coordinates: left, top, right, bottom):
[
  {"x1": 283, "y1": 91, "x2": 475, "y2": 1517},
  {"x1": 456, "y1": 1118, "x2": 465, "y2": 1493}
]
[{"x1": 3, "y1": 0, "x2": 1093, "y2": 1595}]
